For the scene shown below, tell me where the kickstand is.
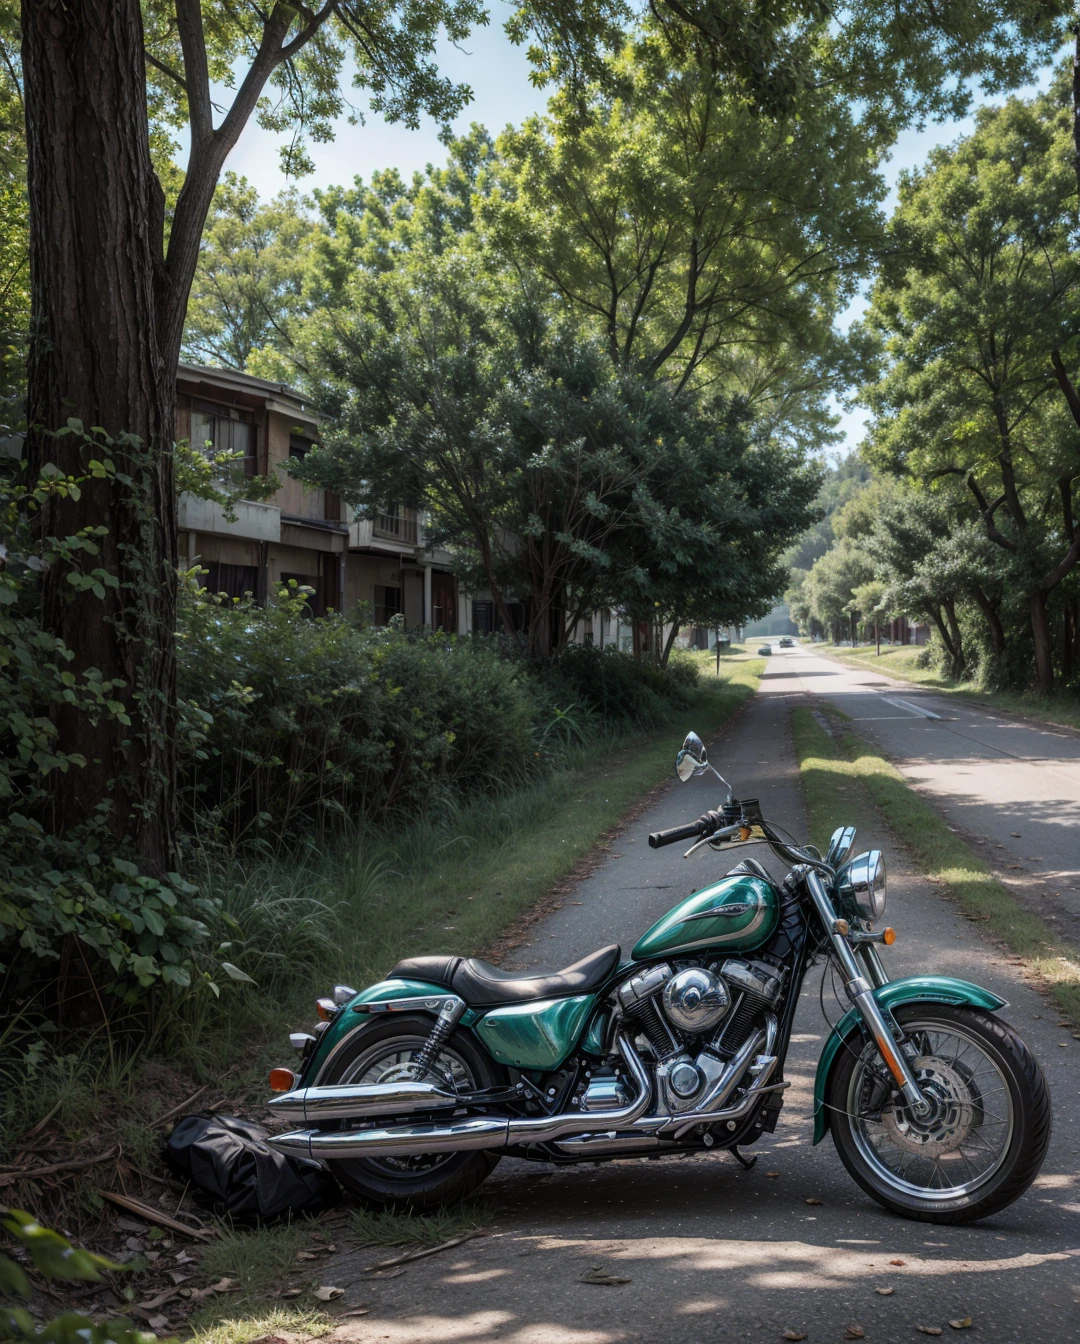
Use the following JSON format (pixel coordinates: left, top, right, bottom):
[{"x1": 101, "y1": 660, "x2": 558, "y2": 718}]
[{"x1": 727, "y1": 1145, "x2": 757, "y2": 1171}]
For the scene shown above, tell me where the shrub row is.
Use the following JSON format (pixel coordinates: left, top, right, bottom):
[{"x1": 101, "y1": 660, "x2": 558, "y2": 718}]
[{"x1": 178, "y1": 586, "x2": 699, "y2": 846}]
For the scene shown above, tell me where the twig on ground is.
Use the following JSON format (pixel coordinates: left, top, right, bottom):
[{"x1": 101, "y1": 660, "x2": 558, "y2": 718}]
[
  {"x1": 97, "y1": 1190, "x2": 216, "y2": 1241},
  {"x1": 365, "y1": 1230, "x2": 486, "y2": 1272},
  {"x1": 21, "y1": 1100, "x2": 63, "y2": 1143},
  {"x1": 151, "y1": 1085, "x2": 210, "y2": 1129},
  {"x1": 0, "y1": 1146, "x2": 119, "y2": 1184}
]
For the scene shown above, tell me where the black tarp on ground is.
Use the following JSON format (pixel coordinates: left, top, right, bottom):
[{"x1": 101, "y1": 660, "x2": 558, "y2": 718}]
[{"x1": 166, "y1": 1113, "x2": 339, "y2": 1220}]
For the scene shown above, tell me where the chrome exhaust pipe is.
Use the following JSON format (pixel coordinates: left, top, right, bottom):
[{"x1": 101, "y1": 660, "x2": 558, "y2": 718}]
[
  {"x1": 269, "y1": 1034, "x2": 653, "y2": 1162},
  {"x1": 267, "y1": 1080, "x2": 463, "y2": 1123}
]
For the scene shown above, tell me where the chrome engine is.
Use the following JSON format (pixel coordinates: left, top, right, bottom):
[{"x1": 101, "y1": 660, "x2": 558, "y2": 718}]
[{"x1": 613, "y1": 956, "x2": 785, "y2": 1115}]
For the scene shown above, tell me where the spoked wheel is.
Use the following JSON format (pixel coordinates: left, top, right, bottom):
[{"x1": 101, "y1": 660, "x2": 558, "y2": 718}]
[
  {"x1": 321, "y1": 1015, "x2": 504, "y2": 1210},
  {"x1": 827, "y1": 1004, "x2": 1051, "y2": 1223}
]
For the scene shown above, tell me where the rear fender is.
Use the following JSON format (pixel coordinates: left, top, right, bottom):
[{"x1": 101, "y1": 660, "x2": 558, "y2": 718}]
[
  {"x1": 302, "y1": 979, "x2": 479, "y2": 1085},
  {"x1": 812, "y1": 976, "x2": 1008, "y2": 1144}
]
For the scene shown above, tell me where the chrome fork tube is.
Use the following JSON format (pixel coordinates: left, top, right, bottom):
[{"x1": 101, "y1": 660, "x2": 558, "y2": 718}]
[{"x1": 805, "y1": 870, "x2": 928, "y2": 1116}]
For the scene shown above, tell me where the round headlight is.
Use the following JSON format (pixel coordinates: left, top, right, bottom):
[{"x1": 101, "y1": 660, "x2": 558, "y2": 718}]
[{"x1": 837, "y1": 849, "x2": 887, "y2": 922}]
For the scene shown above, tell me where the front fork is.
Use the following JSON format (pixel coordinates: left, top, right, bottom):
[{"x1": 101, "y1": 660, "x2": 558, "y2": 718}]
[{"x1": 805, "y1": 870, "x2": 930, "y2": 1117}]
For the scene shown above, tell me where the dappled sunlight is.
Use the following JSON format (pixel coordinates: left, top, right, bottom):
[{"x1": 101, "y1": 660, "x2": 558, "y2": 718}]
[{"x1": 326, "y1": 1311, "x2": 619, "y2": 1344}]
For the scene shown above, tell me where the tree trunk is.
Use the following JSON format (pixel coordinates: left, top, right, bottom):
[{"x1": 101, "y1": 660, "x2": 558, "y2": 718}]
[
  {"x1": 943, "y1": 597, "x2": 965, "y2": 680},
  {"x1": 970, "y1": 584, "x2": 1006, "y2": 656},
  {"x1": 22, "y1": 0, "x2": 177, "y2": 871},
  {"x1": 1030, "y1": 588, "x2": 1055, "y2": 696},
  {"x1": 660, "y1": 620, "x2": 680, "y2": 668}
]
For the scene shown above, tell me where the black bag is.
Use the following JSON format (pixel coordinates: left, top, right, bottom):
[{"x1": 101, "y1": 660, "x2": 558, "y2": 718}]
[{"x1": 165, "y1": 1113, "x2": 339, "y2": 1220}]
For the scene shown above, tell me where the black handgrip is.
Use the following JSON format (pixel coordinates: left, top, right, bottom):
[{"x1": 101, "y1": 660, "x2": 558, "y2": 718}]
[{"x1": 648, "y1": 819, "x2": 707, "y2": 849}]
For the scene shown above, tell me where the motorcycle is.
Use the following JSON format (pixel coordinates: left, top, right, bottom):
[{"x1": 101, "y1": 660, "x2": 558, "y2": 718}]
[{"x1": 267, "y1": 729, "x2": 1051, "y2": 1223}]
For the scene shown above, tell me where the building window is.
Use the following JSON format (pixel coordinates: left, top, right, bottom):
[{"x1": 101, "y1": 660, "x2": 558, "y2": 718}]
[
  {"x1": 289, "y1": 434, "x2": 312, "y2": 461},
  {"x1": 190, "y1": 402, "x2": 256, "y2": 477},
  {"x1": 373, "y1": 584, "x2": 402, "y2": 626},
  {"x1": 203, "y1": 562, "x2": 259, "y2": 601},
  {"x1": 471, "y1": 599, "x2": 524, "y2": 635}
]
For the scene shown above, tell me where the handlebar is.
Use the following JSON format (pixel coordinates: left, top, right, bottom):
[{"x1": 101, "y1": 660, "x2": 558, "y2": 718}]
[{"x1": 648, "y1": 819, "x2": 709, "y2": 849}]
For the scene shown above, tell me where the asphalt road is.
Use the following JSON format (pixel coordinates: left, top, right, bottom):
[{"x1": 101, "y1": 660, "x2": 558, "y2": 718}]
[
  {"x1": 315, "y1": 674, "x2": 1080, "y2": 1344},
  {"x1": 766, "y1": 642, "x2": 1080, "y2": 947}
]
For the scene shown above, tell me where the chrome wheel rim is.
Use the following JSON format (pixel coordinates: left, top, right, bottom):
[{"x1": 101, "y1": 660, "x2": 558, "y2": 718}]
[
  {"x1": 340, "y1": 1037, "x2": 474, "y2": 1176},
  {"x1": 847, "y1": 1018, "x2": 1014, "y2": 1201}
]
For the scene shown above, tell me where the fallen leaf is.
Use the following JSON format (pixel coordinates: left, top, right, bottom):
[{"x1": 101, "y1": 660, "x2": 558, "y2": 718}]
[
  {"x1": 805, "y1": 1197, "x2": 822, "y2": 1206},
  {"x1": 917, "y1": 1329, "x2": 943, "y2": 1337},
  {"x1": 135, "y1": 1289, "x2": 180, "y2": 1311},
  {"x1": 781, "y1": 1332, "x2": 807, "y2": 1341},
  {"x1": 1010, "y1": 832, "x2": 1022, "y2": 837},
  {"x1": 147, "y1": 1315, "x2": 169, "y2": 1332},
  {"x1": 211, "y1": 1278, "x2": 238, "y2": 1293},
  {"x1": 279, "y1": 1288, "x2": 303, "y2": 1299},
  {"x1": 766, "y1": 1171, "x2": 781, "y2": 1178},
  {"x1": 889, "y1": 1259, "x2": 906, "y2": 1266},
  {"x1": 949, "y1": 1319, "x2": 973, "y2": 1331},
  {"x1": 579, "y1": 1266, "x2": 631, "y2": 1286},
  {"x1": 366, "y1": 1266, "x2": 406, "y2": 1279},
  {"x1": 174, "y1": 1251, "x2": 197, "y2": 1265},
  {"x1": 875, "y1": 1286, "x2": 895, "y2": 1296},
  {"x1": 166, "y1": 1271, "x2": 190, "y2": 1285},
  {"x1": 117, "y1": 1217, "x2": 148, "y2": 1232},
  {"x1": 313, "y1": 1286, "x2": 344, "y2": 1301},
  {"x1": 339, "y1": 1311, "x2": 370, "y2": 1319},
  {"x1": 296, "y1": 1251, "x2": 317, "y2": 1261},
  {"x1": 845, "y1": 1327, "x2": 865, "y2": 1340}
]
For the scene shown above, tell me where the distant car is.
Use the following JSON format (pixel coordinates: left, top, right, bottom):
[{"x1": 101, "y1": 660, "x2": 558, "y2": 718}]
[
  {"x1": 757, "y1": 643, "x2": 773, "y2": 656},
  {"x1": 779, "y1": 636, "x2": 794, "y2": 648}
]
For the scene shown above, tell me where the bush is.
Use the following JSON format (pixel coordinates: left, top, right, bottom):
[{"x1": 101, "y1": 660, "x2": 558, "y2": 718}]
[
  {"x1": 177, "y1": 588, "x2": 700, "y2": 847},
  {"x1": 177, "y1": 586, "x2": 545, "y2": 843},
  {"x1": 539, "y1": 643, "x2": 698, "y2": 732}
]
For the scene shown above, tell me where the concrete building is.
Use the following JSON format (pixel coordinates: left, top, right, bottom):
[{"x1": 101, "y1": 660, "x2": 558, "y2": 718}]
[{"x1": 177, "y1": 363, "x2": 460, "y2": 630}]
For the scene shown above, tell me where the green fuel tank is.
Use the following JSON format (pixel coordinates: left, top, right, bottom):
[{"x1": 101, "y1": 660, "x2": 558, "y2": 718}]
[{"x1": 631, "y1": 873, "x2": 778, "y2": 960}]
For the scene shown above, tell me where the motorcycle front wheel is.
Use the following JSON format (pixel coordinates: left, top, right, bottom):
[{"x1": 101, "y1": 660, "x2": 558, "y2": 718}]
[
  {"x1": 321, "y1": 1014, "x2": 505, "y2": 1210},
  {"x1": 826, "y1": 1003, "x2": 1051, "y2": 1224}
]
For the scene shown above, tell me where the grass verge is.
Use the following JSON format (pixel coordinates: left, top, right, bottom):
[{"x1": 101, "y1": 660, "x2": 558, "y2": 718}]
[
  {"x1": 791, "y1": 705, "x2": 1080, "y2": 1021},
  {"x1": 816, "y1": 641, "x2": 1080, "y2": 733}
]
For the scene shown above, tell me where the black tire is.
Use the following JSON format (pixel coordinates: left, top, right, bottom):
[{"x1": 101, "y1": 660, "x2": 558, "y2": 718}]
[
  {"x1": 317, "y1": 1014, "x2": 505, "y2": 1211},
  {"x1": 826, "y1": 1003, "x2": 1051, "y2": 1224}
]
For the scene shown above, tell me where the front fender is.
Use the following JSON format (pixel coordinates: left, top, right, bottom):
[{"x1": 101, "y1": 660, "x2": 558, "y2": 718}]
[
  {"x1": 302, "y1": 979, "x2": 474, "y2": 1084},
  {"x1": 812, "y1": 976, "x2": 1008, "y2": 1145}
]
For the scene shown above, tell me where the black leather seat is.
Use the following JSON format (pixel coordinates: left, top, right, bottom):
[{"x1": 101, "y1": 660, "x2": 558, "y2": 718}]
[{"x1": 388, "y1": 944, "x2": 621, "y2": 1007}]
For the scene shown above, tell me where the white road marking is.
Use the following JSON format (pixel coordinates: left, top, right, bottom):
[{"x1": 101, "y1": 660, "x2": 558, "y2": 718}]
[{"x1": 882, "y1": 696, "x2": 940, "y2": 720}]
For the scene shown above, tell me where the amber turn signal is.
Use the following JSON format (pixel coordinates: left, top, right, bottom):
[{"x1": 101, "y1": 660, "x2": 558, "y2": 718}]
[
  {"x1": 315, "y1": 997, "x2": 338, "y2": 1021},
  {"x1": 269, "y1": 1067, "x2": 297, "y2": 1092},
  {"x1": 882, "y1": 927, "x2": 896, "y2": 945}
]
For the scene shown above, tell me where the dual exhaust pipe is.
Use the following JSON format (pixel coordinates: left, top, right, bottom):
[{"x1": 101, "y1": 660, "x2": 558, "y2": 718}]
[{"x1": 268, "y1": 1027, "x2": 785, "y2": 1164}]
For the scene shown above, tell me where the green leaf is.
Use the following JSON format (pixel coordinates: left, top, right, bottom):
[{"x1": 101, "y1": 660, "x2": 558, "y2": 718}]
[{"x1": 220, "y1": 961, "x2": 256, "y2": 984}]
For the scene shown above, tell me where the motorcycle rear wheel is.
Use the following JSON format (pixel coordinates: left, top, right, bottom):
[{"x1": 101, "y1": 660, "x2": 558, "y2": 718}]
[
  {"x1": 826, "y1": 1003, "x2": 1050, "y2": 1224},
  {"x1": 320, "y1": 1014, "x2": 505, "y2": 1210}
]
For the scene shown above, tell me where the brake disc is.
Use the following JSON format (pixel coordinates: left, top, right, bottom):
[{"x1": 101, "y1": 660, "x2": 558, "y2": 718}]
[{"x1": 881, "y1": 1055, "x2": 975, "y2": 1156}]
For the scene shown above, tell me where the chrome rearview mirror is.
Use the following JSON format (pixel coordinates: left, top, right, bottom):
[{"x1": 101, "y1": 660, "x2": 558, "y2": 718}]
[
  {"x1": 676, "y1": 731, "x2": 709, "y2": 782},
  {"x1": 675, "y1": 730, "x2": 733, "y2": 803}
]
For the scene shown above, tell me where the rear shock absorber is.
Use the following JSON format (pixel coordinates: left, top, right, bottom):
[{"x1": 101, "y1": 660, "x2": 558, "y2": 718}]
[{"x1": 412, "y1": 997, "x2": 467, "y2": 1081}]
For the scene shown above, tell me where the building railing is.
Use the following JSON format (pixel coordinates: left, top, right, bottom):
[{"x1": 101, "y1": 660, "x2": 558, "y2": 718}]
[{"x1": 373, "y1": 510, "x2": 418, "y2": 545}]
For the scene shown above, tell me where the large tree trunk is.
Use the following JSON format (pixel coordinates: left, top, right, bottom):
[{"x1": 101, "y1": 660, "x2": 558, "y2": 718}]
[
  {"x1": 1030, "y1": 588, "x2": 1055, "y2": 697},
  {"x1": 22, "y1": 0, "x2": 177, "y2": 872}
]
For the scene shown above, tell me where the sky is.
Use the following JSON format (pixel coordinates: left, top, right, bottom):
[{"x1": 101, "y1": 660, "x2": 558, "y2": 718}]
[{"x1": 205, "y1": 15, "x2": 1057, "y2": 462}]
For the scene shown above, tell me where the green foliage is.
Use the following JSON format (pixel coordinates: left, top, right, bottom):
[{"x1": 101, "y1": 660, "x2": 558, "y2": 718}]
[
  {"x1": 863, "y1": 76, "x2": 1080, "y2": 691},
  {"x1": 0, "y1": 456, "x2": 217, "y2": 994},
  {"x1": 0, "y1": 1210, "x2": 151, "y2": 1344},
  {"x1": 0, "y1": 0, "x2": 27, "y2": 433},
  {"x1": 177, "y1": 578, "x2": 698, "y2": 846}
]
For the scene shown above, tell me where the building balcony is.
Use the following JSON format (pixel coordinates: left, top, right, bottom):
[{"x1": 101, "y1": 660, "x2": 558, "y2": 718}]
[
  {"x1": 373, "y1": 510, "x2": 418, "y2": 544},
  {"x1": 178, "y1": 493, "x2": 281, "y2": 543}
]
